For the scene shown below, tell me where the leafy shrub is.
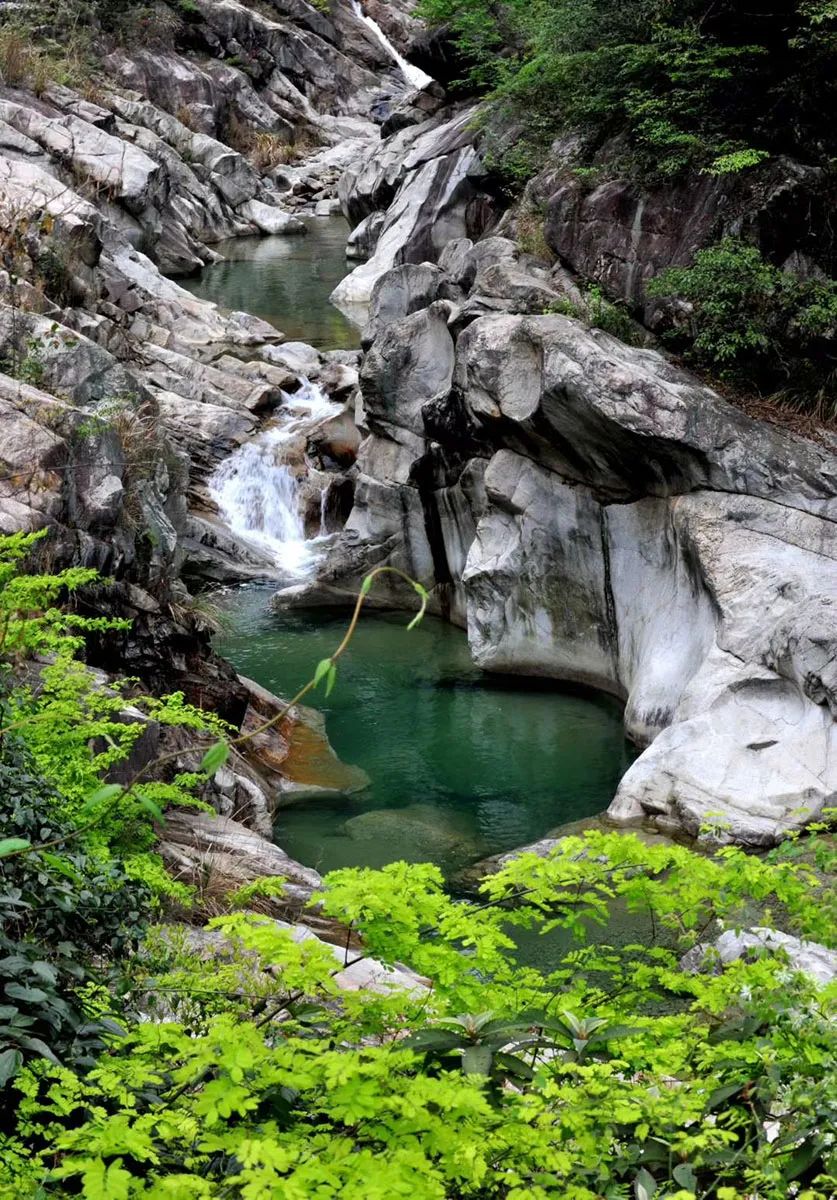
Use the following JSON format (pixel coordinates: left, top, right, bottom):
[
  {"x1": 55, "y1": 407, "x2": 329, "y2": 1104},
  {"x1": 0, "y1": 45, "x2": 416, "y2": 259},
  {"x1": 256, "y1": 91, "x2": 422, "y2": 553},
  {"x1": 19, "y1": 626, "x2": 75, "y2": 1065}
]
[
  {"x1": 648, "y1": 238, "x2": 837, "y2": 411},
  {"x1": 418, "y1": 0, "x2": 837, "y2": 183},
  {"x1": 34, "y1": 246, "x2": 78, "y2": 307},
  {"x1": 0, "y1": 14, "x2": 95, "y2": 93},
  {"x1": 515, "y1": 202, "x2": 552, "y2": 260},
  {"x1": 221, "y1": 112, "x2": 299, "y2": 172},
  {"x1": 0, "y1": 25, "x2": 32, "y2": 86},
  {"x1": 0, "y1": 555, "x2": 833, "y2": 1196},
  {"x1": 0, "y1": 744, "x2": 150, "y2": 1090},
  {"x1": 543, "y1": 284, "x2": 644, "y2": 344},
  {"x1": 0, "y1": 833, "x2": 834, "y2": 1197},
  {"x1": 176, "y1": 0, "x2": 201, "y2": 19},
  {"x1": 0, "y1": 530, "x2": 225, "y2": 854},
  {"x1": 582, "y1": 283, "x2": 640, "y2": 342}
]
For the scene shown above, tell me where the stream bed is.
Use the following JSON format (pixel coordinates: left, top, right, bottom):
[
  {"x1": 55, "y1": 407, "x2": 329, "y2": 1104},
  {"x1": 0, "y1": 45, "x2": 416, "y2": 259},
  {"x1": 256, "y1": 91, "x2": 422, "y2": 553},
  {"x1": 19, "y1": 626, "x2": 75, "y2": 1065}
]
[
  {"x1": 181, "y1": 216, "x2": 361, "y2": 350},
  {"x1": 190, "y1": 210, "x2": 635, "y2": 883},
  {"x1": 216, "y1": 588, "x2": 633, "y2": 877}
]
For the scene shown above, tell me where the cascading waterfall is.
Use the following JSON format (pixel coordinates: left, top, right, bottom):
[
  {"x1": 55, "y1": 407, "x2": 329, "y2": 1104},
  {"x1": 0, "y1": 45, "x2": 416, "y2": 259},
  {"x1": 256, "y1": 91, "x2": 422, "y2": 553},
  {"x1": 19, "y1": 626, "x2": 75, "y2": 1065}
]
[
  {"x1": 349, "y1": 0, "x2": 434, "y2": 91},
  {"x1": 208, "y1": 380, "x2": 342, "y2": 577}
]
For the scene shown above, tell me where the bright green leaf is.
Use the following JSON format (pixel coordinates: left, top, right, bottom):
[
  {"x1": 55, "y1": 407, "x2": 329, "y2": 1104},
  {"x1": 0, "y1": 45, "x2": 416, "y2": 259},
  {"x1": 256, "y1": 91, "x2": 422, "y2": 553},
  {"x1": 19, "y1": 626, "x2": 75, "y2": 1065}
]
[
  {"x1": 137, "y1": 795, "x2": 164, "y2": 824},
  {"x1": 314, "y1": 658, "x2": 333, "y2": 687},
  {"x1": 200, "y1": 741, "x2": 229, "y2": 775},
  {"x1": 81, "y1": 784, "x2": 123, "y2": 815},
  {"x1": 0, "y1": 838, "x2": 31, "y2": 858}
]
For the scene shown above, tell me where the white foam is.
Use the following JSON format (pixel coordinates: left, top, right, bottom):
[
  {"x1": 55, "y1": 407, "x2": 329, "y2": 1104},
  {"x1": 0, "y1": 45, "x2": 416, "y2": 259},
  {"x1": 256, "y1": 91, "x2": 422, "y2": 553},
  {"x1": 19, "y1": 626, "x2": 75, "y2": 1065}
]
[
  {"x1": 350, "y1": 0, "x2": 434, "y2": 91},
  {"x1": 208, "y1": 379, "x2": 342, "y2": 578}
]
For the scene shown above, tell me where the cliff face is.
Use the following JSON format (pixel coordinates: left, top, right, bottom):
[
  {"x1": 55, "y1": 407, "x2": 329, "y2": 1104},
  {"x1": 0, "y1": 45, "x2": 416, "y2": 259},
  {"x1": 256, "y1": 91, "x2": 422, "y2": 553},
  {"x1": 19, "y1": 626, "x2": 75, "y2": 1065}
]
[
  {"x1": 0, "y1": 0, "x2": 412, "y2": 580},
  {"x1": 297, "y1": 113, "x2": 837, "y2": 848}
]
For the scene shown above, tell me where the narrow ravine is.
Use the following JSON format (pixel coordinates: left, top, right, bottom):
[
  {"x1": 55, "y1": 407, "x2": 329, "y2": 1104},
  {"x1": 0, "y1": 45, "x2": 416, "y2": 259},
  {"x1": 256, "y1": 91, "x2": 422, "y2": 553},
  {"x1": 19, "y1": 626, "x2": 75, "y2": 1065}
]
[{"x1": 184, "y1": 213, "x2": 634, "y2": 878}]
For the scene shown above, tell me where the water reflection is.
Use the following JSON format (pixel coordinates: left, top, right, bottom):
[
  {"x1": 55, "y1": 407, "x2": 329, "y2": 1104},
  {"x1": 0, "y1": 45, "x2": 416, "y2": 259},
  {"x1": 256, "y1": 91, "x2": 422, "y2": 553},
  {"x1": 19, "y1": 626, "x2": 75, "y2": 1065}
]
[
  {"x1": 216, "y1": 590, "x2": 634, "y2": 877},
  {"x1": 180, "y1": 216, "x2": 361, "y2": 351}
]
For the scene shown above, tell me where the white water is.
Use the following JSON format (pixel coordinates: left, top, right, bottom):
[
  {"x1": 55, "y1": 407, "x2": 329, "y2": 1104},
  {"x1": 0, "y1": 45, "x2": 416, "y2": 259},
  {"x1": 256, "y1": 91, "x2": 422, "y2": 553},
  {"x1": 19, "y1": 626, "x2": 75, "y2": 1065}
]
[
  {"x1": 350, "y1": 0, "x2": 434, "y2": 91},
  {"x1": 208, "y1": 380, "x2": 342, "y2": 578}
]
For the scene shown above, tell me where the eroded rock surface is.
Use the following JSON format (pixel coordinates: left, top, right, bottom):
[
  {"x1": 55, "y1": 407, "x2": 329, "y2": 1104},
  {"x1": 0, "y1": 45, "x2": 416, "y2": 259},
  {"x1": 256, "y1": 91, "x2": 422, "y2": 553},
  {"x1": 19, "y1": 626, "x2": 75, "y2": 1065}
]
[
  {"x1": 299, "y1": 255, "x2": 837, "y2": 846},
  {"x1": 332, "y1": 107, "x2": 500, "y2": 305}
]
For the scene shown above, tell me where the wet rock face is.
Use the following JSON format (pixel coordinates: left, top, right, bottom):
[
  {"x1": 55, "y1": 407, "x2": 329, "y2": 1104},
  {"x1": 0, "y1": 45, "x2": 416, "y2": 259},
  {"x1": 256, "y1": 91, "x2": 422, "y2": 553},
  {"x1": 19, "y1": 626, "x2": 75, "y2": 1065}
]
[{"x1": 466, "y1": 453, "x2": 837, "y2": 845}]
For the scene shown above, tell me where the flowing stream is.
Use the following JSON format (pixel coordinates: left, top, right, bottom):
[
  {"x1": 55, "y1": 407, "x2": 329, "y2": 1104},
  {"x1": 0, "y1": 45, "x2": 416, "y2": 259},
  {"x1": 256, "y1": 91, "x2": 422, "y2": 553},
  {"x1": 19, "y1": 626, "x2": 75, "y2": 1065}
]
[
  {"x1": 349, "y1": 0, "x2": 434, "y2": 90},
  {"x1": 207, "y1": 381, "x2": 341, "y2": 577},
  {"x1": 187, "y1": 205, "x2": 634, "y2": 878}
]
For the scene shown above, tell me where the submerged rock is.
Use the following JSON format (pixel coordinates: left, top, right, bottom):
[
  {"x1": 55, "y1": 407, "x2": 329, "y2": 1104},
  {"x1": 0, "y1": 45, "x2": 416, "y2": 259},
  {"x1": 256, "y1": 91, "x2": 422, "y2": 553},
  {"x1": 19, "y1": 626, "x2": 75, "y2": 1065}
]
[
  {"x1": 452, "y1": 816, "x2": 675, "y2": 891},
  {"x1": 342, "y1": 803, "x2": 487, "y2": 863},
  {"x1": 237, "y1": 675, "x2": 370, "y2": 805}
]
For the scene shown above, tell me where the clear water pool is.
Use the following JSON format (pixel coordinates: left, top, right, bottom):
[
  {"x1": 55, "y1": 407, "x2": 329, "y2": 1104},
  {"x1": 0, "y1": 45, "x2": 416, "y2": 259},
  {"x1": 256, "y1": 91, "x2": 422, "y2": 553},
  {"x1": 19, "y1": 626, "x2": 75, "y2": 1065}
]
[
  {"x1": 215, "y1": 588, "x2": 633, "y2": 878},
  {"x1": 181, "y1": 216, "x2": 361, "y2": 351}
]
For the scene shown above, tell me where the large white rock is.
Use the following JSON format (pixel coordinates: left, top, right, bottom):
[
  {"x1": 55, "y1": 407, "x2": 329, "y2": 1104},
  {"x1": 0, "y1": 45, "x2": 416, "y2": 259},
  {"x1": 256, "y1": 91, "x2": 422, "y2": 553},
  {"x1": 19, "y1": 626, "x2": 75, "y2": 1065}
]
[
  {"x1": 313, "y1": 298, "x2": 836, "y2": 846},
  {"x1": 681, "y1": 928, "x2": 837, "y2": 987},
  {"x1": 463, "y1": 451, "x2": 837, "y2": 846},
  {"x1": 454, "y1": 314, "x2": 837, "y2": 516},
  {"x1": 332, "y1": 108, "x2": 493, "y2": 306},
  {"x1": 237, "y1": 198, "x2": 306, "y2": 235},
  {"x1": 0, "y1": 96, "x2": 162, "y2": 213}
]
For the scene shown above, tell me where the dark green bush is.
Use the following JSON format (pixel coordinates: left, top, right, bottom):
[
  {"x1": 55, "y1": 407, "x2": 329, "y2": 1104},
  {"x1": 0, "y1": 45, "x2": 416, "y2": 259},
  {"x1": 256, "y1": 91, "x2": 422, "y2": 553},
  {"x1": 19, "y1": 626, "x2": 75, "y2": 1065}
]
[
  {"x1": 0, "y1": 744, "x2": 150, "y2": 1092},
  {"x1": 648, "y1": 238, "x2": 837, "y2": 412},
  {"x1": 418, "y1": 0, "x2": 837, "y2": 183}
]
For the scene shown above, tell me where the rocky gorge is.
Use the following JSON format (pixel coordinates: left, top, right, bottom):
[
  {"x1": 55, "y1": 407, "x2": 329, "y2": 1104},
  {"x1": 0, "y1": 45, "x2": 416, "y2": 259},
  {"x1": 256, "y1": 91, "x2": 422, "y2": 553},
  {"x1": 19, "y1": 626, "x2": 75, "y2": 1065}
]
[
  {"x1": 290, "y1": 132, "x2": 837, "y2": 850},
  {"x1": 0, "y1": 0, "x2": 834, "y2": 917}
]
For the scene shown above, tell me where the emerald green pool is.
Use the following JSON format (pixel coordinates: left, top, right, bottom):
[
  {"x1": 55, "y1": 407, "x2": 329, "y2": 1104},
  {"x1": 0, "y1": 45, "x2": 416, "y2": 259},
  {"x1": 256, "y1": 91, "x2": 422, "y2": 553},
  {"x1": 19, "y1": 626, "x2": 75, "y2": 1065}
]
[
  {"x1": 181, "y1": 216, "x2": 361, "y2": 351},
  {"x1": 216, "y1": 588, "x2": 633, "y2": 878}
]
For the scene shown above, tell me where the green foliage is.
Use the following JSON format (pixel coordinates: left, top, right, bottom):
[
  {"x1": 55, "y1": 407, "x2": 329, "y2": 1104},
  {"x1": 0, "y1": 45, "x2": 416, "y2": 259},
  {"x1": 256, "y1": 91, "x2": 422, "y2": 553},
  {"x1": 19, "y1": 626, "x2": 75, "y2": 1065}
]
[
  {"x1": 0, "y1": 532, "x2": 226, "y2": 850},
  {"x1": 0, "y1": 531, "x2": 237, "y2": 1084},
  {"x1": 0, "y1": 743, "x2": 150, "y2": 1088},
  {"x1": 706, "y1": 148, "x2": 771, "y2": 176},
  {"x1": 0, "y1": 530, "x2": 124, "y2": 662},
  {"x1": 12, "y1": 337, "x2": 45, "y2": 386},
  {"x1": 648, "y1": 238, "x2": 837, "y2": 409},
  {"x1": 581, "y1": 284, "x2": 640, "y2": 342},
  {"x1": 0, "y1": 545, "x2": 833, "y2": 1197},
  {"x1": 0, "y1": 832, "x2": 833, "y2": 1197},
  {"x1": 543, "y1": 284, "x2": 644, "y2": 344},
  {"x1": 418, "y1": 0, "x2": 837, "y2": 184}
]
